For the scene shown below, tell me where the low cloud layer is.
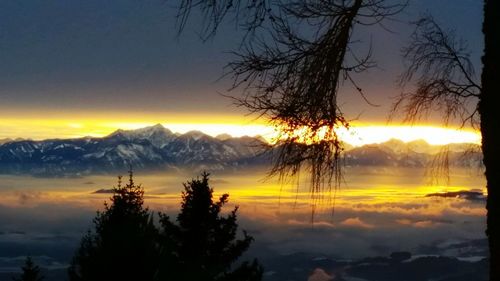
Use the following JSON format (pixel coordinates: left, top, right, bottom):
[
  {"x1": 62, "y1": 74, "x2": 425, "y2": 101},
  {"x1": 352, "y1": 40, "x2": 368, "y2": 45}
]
[{"x1": 0, "y1": 170, "x2": 488, "y2": 274}]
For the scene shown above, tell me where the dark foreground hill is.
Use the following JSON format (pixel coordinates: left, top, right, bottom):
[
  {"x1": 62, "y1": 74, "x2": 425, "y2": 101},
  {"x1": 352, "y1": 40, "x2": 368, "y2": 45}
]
[{"x1": 0, "y1": 251, "x2": 487, "y2": 281}]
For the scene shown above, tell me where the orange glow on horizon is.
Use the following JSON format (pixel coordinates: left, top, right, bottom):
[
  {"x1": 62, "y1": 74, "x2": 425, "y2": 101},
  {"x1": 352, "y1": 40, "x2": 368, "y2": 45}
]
[
  {"x1": 0, "y1": 168, "x2": 486, "y2": 220},
  {"x1": 0, "y1": 116, "x2": 481, "y2": 147}
]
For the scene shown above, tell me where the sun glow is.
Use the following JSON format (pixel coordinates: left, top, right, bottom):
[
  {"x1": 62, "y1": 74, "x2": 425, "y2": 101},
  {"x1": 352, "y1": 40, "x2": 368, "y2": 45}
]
[
  {"x1": 265, "y1": 124, "x2": 480, "y2": 147},
  {"x1": 337, "y1": 125, "x2": 481, "y2": 146},
  {"x1": 0, "y1": 116, "x2": 480, "y2": 147}
]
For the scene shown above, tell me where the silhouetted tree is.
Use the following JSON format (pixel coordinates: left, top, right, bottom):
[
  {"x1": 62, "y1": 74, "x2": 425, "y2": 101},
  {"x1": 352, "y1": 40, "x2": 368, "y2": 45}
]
[
  {"x1": 389, "y1": 15, "x2": 481, "y2": 183},
  {"x1": 391, "y1": 4, "x2": 499, "y2": 278},
  {"x1": 157, "y1": 172, "x2": 262, "y2": 281},
  {"x1": 175, "y1": 0, "x2": 405, "y2": 195},
  {"x1": 13, "y1": 257, "x2": 43, "y2": 281},
  {"x1": 175, "y1": 1, "x2": 499, "y2": 279},
  {"x1": 480, "y1": 2, "x2": 500, "y2": 280},
  {"x1": 68, "y1": 171, "x2": 159, "y2": 281}
]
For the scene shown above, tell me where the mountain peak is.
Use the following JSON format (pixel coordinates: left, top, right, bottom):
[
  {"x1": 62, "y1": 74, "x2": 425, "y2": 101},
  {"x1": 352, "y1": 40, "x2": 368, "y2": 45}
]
[
  {"x1": 384, "y1": 138, "x2": 406, "y2": 145},
  {"x1": 0, "y1": 138, "x2": 13, "y2": 145},
  {"x1": 150, "y1": 123, "x2": 165, "y2": 129},
  {"x1": 184, "y1": 130, "x2": 208, "y2": 141},
  {"x1": 110, "y1": 124, "x2": 172, "y2": 137},
  {"x1": 109, "y1": 129, "x2": 125, "y2": 137},
  {"x1": 407, "y1": 139, "x2": 430, "y2": 146},
  {"x1": 216, "y1": 133, "x2": 232, "y2": 141},
  {"x1": 106, "y1": 124, "x2": 175, "y2": 148},
  {"x1": 136, "y1": 123, "x2": 169, "y2": 133}
]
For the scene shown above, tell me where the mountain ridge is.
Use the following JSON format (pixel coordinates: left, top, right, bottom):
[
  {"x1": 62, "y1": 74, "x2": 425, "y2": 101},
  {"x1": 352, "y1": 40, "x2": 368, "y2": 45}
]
[{"x1": 0, "y1": 125, "x2": 482, "y2": 176}]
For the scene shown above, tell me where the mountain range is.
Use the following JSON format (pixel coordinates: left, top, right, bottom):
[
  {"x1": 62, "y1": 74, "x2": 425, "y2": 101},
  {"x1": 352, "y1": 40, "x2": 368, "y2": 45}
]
[{"x1": 0, "y1": 124, "x2": 482, "y2": 176}]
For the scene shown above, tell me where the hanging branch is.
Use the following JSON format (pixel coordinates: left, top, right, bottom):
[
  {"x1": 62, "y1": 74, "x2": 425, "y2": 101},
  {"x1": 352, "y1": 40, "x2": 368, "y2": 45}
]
[
  {"x1": 391, "y1": 15, "x2": 482, "y2": 183},
  {"x1": 177, "y1": 0, "x2": 406, "y2": 202},
  {"x1": 391, "y1": 15, "x2": 481, "y2": 128}
]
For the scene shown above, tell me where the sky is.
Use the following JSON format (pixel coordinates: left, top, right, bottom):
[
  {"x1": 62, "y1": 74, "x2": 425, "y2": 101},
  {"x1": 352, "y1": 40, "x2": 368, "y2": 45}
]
[
  {"x1": 0, "y1": 0, "x2": 484, "y2": 143},
  {"x1": 0, "y1": 2, "x2": 488, "y2": 274}
]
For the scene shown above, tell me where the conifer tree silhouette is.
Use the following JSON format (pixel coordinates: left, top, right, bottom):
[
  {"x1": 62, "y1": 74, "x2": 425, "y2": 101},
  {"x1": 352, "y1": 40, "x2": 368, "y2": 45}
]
[
  {"x1": 157, "y1": 172, "x2": 262, "y2": 281},
  {"x1": 68, "y1": 171, "x2": 158, "y2": 281},
  {"x1": 13, "y1": 257, "x2": 43, "y2": 281}
]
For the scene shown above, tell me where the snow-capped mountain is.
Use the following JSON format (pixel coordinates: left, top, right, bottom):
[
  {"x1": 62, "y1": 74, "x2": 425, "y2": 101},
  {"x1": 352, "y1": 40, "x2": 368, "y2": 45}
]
[
  {"x1": 0, "y1": 124, "x2": 268, "y2": 176},
  {"x1": 345, "y1": 141, "x2": 481, "y2": 168},
  {"x1": 108, "y1": 124, "x2": 176, "y2": 148},
  {"x1": 0, "y1": 138, "x2": 24, "y2": 145},
  {"x1": 0, "y1": 124, "x2": 482, "y2": 176}
]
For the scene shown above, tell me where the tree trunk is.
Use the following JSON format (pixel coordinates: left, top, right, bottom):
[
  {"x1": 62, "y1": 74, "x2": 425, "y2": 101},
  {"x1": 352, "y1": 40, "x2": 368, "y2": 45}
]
[{"x1": 480, "y1": 1, "x2": 500, "y2": 280}]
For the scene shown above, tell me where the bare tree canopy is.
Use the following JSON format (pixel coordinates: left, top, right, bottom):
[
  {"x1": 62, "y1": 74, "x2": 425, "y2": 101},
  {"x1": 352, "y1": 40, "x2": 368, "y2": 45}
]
[
  {"x1": 392, "y1": 15, "x2": 481, "y2": 128},
  {"x1": 390, "y1": 15, "x2": 483, "y2": 185},
  {"x1": 391, "y1": 6, "x2": 500, "y2": 281},
  {"x1": 175, "y1": 2, "x2": 500, "y2": 280},
  {"x1": 176, "y1": 0, "x2": 405, "y2": 196}
]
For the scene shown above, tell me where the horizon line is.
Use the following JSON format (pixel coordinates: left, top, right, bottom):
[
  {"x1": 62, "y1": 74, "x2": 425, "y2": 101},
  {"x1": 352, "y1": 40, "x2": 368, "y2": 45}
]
[{"x1": 0, "y1": 122, "x2": 482, "y2": 147}]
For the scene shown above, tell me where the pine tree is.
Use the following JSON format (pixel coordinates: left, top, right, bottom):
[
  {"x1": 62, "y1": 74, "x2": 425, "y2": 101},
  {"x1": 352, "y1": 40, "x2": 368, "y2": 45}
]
[
  {"x1": 68, "y1": 171, "x2": 159, "y2": 281},
  {"x1": 157, "y1": 172, "x2": 262, "y2": 281},
  {"x1": 13, "y1": 257, "x2": 43, "y2": 281}
]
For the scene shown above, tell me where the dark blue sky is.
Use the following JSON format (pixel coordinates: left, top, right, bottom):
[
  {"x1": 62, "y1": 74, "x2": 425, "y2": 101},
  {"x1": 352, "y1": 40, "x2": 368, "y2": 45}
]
[{"x1": 0, "y1": 0, "x2": 483, "y2": 122}]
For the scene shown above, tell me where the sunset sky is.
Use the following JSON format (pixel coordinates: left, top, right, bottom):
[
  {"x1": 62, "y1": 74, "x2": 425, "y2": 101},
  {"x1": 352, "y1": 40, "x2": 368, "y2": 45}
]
[
  {"x1": 0, "y1": 0, "x2": 483, "y2": 144},
  {"x1": 0, "y1": 2, "x2": 488, "y2": 277}
]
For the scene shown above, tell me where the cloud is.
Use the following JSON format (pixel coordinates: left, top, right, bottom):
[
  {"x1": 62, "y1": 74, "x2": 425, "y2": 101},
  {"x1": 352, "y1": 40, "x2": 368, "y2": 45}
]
[
  {"x1": 395, "y1": 218, "x2": 452, "y2": 228},
  {"x1": 92, "y1": 189, "x2": 114, "y2": 194},
  {"x1": 14, "y1": 191, "x2": 42, "y2": 205},
  {"x1": 0, "y1": 169, "x2": 488, "y2": 263},
  {"x1": 308, "y1": 268, "x2": 334, "y2": 281},
  {"x1": 395, "y1": 218, "x2": 413, "y2": 225},
  {"x1": 413, "y1": 220, "x2": 440, "y2": 228},
  {"x1": 425, "y1": 190, "x2": 486, "y2": 201},
  {"x1": 286, "y1": 219, "x2": 335, "y2": 228},
  {"x1": 340, "y1": 217, "x2": 374, "y2": 229}
]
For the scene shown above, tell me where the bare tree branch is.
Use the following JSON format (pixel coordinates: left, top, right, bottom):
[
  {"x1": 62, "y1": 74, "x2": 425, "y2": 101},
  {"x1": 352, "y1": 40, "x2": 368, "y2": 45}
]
[
  {"x1": 176, "y1": 0, "x2": 273, "y2": 40},
  {"x1": 176, "y1": 0, "x2": 406, "y2": 203},
  {"x1": 391, "y1": 15, "x2": 481, "y2": 128},
  {"x1": 391, "y1": 15, "x2": 483, "y2": 183}
]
